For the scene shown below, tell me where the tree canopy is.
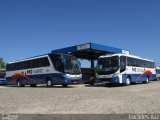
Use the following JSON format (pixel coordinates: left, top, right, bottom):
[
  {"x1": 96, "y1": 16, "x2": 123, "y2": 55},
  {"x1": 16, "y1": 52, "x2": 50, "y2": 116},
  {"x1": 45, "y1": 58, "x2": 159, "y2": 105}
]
[{"x1": 0, "y1": 57, "x2": 6, "y2": 70}]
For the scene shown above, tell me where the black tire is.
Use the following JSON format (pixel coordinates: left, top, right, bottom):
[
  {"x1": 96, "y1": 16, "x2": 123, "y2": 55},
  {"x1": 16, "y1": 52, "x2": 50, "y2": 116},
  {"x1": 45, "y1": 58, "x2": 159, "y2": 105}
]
[
  {"x1": 154, "y1": 78, "x2": 158, "y2": 81},
  {"x1": 17, "y1": 80, "x2": 24, "y2": 87},
  {"x1": 46, "y1": 78, "x2": 53, "y2": 87},
  {"x1": 30, "y1": 84, "x2": 37, "y2": 87},
  {"x1": 62, "y1": 84, "x2": 68, "y2": 87}
]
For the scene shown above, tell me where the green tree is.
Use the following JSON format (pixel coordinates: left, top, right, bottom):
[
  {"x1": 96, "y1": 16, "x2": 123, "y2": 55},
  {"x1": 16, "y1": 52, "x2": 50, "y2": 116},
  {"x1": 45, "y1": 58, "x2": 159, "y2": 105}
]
[{"x1": 0, "y1": 57, "x2": 6, "y2": 70}]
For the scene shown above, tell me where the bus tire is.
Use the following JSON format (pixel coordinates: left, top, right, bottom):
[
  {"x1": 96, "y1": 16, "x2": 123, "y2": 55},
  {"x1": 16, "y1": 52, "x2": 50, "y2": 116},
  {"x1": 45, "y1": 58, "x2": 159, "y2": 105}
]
[
  {"x1": 30, "y1": 84, "x2": 37, "y2": 87},
  {"x1": 62, "y1": 84, "x2": 68, "y2": 87},
  {"x1": 46, "y1": 78, "x2": 53, "y2": 87},
  {"x1": 125, "y1": 77, "x2": 131, "y2": 86},
  {"x1": 17, "y1": 80, "x2": 24, "y2": 87},
  {"x1": 144, "y1": 76, "x2": 149, "y2": 83}
]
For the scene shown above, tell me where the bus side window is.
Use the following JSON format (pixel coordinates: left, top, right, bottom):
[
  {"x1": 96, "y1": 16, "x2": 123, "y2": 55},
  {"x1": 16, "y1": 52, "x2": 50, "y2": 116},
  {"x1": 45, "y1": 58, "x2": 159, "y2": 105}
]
[
  {"x1": 7, "y1": 63, "x2": 16, "y2": 71},
  {"x1": 49, "y1": 54, "x2": 64, "y2": 72},
  {"x1": 55, "y1": 60, "x2": 64, "y2": 72},
  {"x1": 6, "y1": 64, "x2": 10, "y2": 71},
  {"x1": 32, "y1": 59, "x2": 39, "y2": 68},
  {"x1": 120, "y1": 56, "x2": 126, "y2": 73}
]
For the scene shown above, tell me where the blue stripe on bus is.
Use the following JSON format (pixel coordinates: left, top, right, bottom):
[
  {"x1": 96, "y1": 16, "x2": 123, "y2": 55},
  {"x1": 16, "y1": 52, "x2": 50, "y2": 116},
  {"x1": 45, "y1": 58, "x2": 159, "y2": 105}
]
[
  {"x1": 122, "y1": 73, "x2": 156, "y2": 83},
  {"x1": 6, "y1": 73, "x2": 82, "y2": 85}
]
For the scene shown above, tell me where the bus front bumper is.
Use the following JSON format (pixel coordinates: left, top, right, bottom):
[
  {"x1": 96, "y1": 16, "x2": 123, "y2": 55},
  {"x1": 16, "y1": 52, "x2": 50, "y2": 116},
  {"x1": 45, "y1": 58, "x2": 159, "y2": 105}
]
[
  {"x1": 97, "y1": 76, "x2": 119, "y2": 84},
  {"x1": 63, "y1": 74, "x2": 82, "y2": 84},
  {"x1": 64, "y1": 78, "x2": 82, "y2": 84}
]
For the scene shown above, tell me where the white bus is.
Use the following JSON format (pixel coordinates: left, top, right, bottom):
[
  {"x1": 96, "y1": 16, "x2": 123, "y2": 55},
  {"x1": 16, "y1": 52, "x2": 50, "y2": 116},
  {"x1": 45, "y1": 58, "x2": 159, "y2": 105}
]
[
  {"x1": 6, "y1": 53, "x2": 82, "y2": 87},
  {"x1": 156, "y1": 67, "x2": 160, "y2": 80},
  {"x1": 96, "y1": 54, "x2": 156, "y2": 85}
]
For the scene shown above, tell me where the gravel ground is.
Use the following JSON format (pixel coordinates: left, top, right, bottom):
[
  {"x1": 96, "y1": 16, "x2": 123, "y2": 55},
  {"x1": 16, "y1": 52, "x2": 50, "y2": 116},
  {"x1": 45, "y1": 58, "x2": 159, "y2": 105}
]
[{"x1": 0, "y1": 81, "x2": 160, "y2": 114}]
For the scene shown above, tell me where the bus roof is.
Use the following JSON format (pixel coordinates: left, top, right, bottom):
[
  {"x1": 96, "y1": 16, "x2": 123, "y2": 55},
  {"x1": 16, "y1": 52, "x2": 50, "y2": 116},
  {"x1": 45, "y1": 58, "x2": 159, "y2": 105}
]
[
  {"x1": 99, "y1": 53, "x2": 154, "y2": 62},
  {"x1": 8, "y1": 54, "x2": 49, "y2": 64},
  {"x1": 7, "y1": 53, "x2": 76, "y2": 64}
]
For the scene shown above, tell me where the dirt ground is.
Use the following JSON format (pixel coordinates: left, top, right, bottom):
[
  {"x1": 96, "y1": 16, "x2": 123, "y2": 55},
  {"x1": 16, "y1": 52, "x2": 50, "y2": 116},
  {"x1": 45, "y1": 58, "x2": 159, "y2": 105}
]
[{"x1": 0, "y1": 81, "x2": 160, "y2": 114}]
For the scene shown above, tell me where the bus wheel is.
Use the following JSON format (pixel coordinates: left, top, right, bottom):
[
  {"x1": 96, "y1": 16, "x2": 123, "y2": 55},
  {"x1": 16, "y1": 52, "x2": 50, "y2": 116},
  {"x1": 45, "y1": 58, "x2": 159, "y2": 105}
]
[
  {"x1": 144, "y1": 77, "x2": 149, "y2": 83},
  {"x1": 30, "y1": 84, "x2": 37, "y2": 87},
  {"x1": 125, "y1": 77, "x2": 131, "y2": 86},
  {"x1": 46, "y1": 79, "x2": 53, "y2": 87},
  {"x1": 17, "y1": 80, "x2": 24, "y2": 87},
  {"x1": 62, "y1": 84, "x2": 68, "y2": 87}
]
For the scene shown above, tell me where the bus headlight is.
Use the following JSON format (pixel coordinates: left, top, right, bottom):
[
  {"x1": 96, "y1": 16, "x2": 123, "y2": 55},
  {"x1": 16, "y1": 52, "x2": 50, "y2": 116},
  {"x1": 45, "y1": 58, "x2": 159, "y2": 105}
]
[
  {"x1": 65, "y1": 74, "x2": 82, "y2": 78},
  {"x1": 65, "y1": 74, "x2": 71, "y2": 78}
]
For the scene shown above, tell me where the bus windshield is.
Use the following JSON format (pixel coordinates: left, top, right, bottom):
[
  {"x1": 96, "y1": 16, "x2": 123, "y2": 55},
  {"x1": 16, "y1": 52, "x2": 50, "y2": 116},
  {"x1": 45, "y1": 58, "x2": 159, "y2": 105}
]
[
  {"x1": 62, "y1": 55, "x2": 81, "y2": 74},
  {"x1": 96, "y1": 56, "x2": 119, "y2": 75}
]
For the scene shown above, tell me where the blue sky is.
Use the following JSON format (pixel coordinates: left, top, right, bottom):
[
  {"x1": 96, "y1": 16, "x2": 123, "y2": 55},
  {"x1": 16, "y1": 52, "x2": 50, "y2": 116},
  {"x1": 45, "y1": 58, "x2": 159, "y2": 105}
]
[{"x1": 0, "y1": 0, "x2": 160, "y2": 67}]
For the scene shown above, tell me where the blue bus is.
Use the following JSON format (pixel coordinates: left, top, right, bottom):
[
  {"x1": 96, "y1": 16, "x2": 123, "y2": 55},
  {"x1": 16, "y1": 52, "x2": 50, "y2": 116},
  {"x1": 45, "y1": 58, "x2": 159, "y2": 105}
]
[{"x1": 6, "y1": 53, "x2": 82, "y2": 87}]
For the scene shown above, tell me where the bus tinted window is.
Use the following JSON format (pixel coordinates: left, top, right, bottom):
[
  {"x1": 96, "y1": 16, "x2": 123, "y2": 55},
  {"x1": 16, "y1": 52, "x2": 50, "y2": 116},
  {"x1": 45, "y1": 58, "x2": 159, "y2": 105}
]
[
  {"x1": 6, "y1": 64, "x2": 11, "y2": 71},
  {"x1": 32, "y1": 59, "x2": 39, "y2": 68},
  {"x1": 127, "y1": 57, "x2": 132, "y2": 66},
  {"x1": 45, "y1": 57, "x2": 50, "y2": 66},
  {"x1": 7, "y1": 56, "x2": 50, "y2": 71},
  {"x1": 39, "y1": 57, "x2": 50, "y2": 67},
  {"x1": 127, "y1": 57, "x2": 136, "y2": 66},
  {"x1": 24, "y1": 60, "x2": 32, "y2": 69},
  {"x1": 25, "y1": 57, "x2": 50, "y2": 69},
  {"x1": 6, "y1": 63, "x2": 16, "y2": 71},
  {"x1": 17, "y1": 62, "x2": 24, "y2": 70},
  {"x1": 120, "y1": 56, "x2": 126, "y2": 72},
  {"x1": 136, "y1": 59, "x2": 140, "y2": 67},
  {"x1": 49, "y1": 54, "x2": 61, "y2": 67},
  {"x1": 127, "y1": 57, "x2": 154, "y2": 68},
  {"x1": 49, "y1": 54, "x2": 62, "y2": 70}
]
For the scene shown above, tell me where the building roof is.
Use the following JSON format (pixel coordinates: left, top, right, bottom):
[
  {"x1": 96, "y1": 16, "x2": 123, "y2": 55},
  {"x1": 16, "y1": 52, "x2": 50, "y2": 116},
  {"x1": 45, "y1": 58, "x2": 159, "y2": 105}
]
[{"x1": 52, "y1": 43, "x2": 126, "y2": 60}]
